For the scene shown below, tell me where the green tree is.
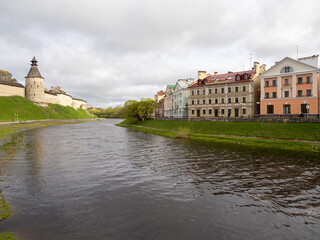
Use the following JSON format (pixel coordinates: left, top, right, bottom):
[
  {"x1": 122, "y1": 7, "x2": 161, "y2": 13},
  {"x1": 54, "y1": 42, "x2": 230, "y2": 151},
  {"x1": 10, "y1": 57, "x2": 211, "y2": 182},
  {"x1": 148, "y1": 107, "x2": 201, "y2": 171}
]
[{"x1": 124, "y1": 98, "x2": 158, "y2": 121}]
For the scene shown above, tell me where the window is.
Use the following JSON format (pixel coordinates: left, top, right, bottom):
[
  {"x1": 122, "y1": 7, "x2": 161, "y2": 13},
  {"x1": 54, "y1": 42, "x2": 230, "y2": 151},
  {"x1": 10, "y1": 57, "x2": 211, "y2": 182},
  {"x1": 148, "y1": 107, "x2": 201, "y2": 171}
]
[
  {"x1": 197, "y1": 90, "x2": 200, "y2": 95},
  {"x1": 242, "y1": 86, "x2": 246, "y2": 92},
  {"x1": 272, "y1": 92, "x2": 277, "y2": 98},
  {"x1": 221, "y1": 98, "x2": 225, "y2": 104},
  {"x1": 191, "y1": 91, "x2": 194, "y2": 96},
  {"x1": 228, "y1": 87, "x2": 232, "y2": 93},
  {"x1": 203, "y1": 109, "x2": 206, "y2": 115},
  {"x1": 272, "y1": 80, "x2": 277, "y2": 86},
  {"x1": 243, "y1": 74, "x2": 248, "y2": 80},
  {"x1": 228, "y1": 109, "x2": 232, "y2": 116},
  {"x1": 191, "y1": 100, "x2": 194, "y2": 105},
  {"x1": 203, "y1": 99, "x2": 205, "y2": 104},
  {"x1": 235, "y1": 86, "x2": 239, "y2": 92},
  {"x1": 197, "y1": 99, "x2": 200, "y2": 104},
  {"x1": 306, "y1": 89, "x2": 312, "y2": 96},
  {"x1": 203, "y1": 90, "x2": 205, "y2": 95},
  {"x1": 221, "y1": 88, "x2": 225, "y2": 93},
  {"x1": 215, "y1": 98, "x2": 218, "y2": 104},
  {"x1": 242, "y1": 108, "x2": 246, "y2": 115},
  {"x1": 284, "y1": 91, "x2": 289, "y2": 98},
  {"x1": 297, "y1": 90, "x2": 303, "y2": 97},
  {"x1": 192, "y1": 110, "x2": 195, "y2": 115},
  {"x1": 215, "y1": 88, "x2": 218, "y2": 94},
  {"x1": 265, "y1": 81, "x2": 269, "y2": 87},
  {"x1": 228, "y1": 98, "x2": 232, "y2": 103},
  {"x1": 236, "y1": 75, "x2": 241, "y2": 80},
  {"x1": 221, "y1": 109, "x2": 225, "y2": 114},
  {"x1": 283, "y1": 104, "x2": 291, "y2": 114},
  {"x1": 265, "y1": 92, "x2": 270, "y2": 99},
  {"x1": 297, "y1": 77, "x2": 303, "y2": 84},
  {"x1": 267, "y1": 105, "x2": 274, "y2": 114},
  {"x1": 306, "y1": 76, "x2": 312, "y2": 83},
  {"x1": 235, "y1": 97, "x2": 239, "y2": 103},
  {"x1": 209, "y1": 109, "x2": 212, "y2": 115},
  {"x1": 284, "y1": 78, "x2": 290, "y2": 85},
  {"x1": 209, "y1": 89, "x2": 212, "y2": 94},
  {"x1": 301, "y1": 104, "x2": 307, "y2": 113},
  {"x1": 280, "y1": 66, "x2": 294, "y2": 73},
  {"x1": 242, "y1": 97, "x2": 246, "y2": 103}
]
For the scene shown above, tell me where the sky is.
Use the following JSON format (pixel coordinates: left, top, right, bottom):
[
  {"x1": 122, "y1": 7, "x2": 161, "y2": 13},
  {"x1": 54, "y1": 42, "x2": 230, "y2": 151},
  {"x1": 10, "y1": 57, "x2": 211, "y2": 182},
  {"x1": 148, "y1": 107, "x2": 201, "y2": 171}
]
[{"x1": 1, "y1": 0, "x2": 320, "y2": 107}]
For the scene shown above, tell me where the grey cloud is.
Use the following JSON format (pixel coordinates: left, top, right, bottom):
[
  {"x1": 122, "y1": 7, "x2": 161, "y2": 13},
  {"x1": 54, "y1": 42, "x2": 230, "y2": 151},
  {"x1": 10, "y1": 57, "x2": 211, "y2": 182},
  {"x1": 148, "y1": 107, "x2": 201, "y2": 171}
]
[{"x1": 1, "y1": 0, "x2": 320, "y2": 107}]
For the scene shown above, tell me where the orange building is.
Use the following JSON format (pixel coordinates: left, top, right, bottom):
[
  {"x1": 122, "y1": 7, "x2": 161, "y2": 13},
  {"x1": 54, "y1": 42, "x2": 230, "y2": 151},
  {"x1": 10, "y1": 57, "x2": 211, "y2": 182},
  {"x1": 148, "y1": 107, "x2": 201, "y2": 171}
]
[{"x1": 259, "y1": 55, "x2": 320, "y2": 117}]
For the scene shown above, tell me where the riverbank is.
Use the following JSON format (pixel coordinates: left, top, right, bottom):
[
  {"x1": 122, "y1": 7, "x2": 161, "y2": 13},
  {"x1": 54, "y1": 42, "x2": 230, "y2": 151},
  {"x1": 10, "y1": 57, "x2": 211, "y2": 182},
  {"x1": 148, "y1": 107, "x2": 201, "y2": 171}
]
[
  {"x1": 0, "y1": 194, "x2": 15, "y2": 240},
  {"x1": 117, "y1": 119, "x2": 320, "y2": 153}
]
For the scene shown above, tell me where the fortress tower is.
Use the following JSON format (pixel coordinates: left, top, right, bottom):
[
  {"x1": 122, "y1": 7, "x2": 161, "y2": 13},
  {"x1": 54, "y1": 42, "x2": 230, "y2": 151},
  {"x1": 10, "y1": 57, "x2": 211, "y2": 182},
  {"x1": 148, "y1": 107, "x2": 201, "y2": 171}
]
[{"x1": 25, "y1": 57, "x2": 45, "y2": 105}]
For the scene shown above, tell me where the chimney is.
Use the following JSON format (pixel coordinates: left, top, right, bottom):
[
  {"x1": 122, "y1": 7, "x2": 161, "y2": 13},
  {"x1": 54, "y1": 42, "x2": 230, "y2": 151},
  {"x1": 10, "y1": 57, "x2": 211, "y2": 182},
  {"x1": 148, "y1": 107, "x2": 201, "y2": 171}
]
[
  {"x1": 198, "y1": 71, "x2": 207, "y2": 80},
  {"x1": 253, "y1": 62, "x2": 260, "y2": 73},
  {"x1": 214, "y1": 72, "x2": 218, "y2": 75}
]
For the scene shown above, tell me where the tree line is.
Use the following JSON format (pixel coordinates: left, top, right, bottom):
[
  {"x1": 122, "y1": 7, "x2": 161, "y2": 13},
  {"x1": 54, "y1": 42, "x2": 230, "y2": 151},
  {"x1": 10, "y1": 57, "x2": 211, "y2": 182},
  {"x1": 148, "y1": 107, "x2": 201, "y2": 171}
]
[{"x1": 89, "y1": 98, "x2": 158, "y2": 121}]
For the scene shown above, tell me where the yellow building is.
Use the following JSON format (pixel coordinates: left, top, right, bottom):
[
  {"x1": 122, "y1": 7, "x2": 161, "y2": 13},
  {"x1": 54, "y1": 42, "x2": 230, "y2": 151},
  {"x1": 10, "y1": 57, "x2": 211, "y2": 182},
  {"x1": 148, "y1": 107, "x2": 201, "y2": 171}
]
[{"x1": 188, "y1": 62, "x2": 266, "y2": 118}]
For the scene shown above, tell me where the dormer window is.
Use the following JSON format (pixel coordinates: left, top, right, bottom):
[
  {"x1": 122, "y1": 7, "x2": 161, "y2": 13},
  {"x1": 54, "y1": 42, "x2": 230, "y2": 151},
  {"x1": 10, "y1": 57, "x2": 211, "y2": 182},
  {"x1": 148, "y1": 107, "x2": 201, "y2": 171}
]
[
  {"x1": 236, "y1": 75, "x2": 241, "y2": 81},
  {"x1": 280, "y1": 66, "x2": 294, "y2": 73},
  {"x1": 243, "y1": 74, "x2": 248, "y2": 80}
]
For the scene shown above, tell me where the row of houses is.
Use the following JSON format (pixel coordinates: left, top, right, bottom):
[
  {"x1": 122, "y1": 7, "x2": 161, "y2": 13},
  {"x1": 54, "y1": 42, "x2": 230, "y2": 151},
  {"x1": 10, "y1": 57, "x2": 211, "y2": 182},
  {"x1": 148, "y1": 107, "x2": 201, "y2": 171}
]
[{"x1": 154, "y1": 55, "x2": 320, "y2": 119}]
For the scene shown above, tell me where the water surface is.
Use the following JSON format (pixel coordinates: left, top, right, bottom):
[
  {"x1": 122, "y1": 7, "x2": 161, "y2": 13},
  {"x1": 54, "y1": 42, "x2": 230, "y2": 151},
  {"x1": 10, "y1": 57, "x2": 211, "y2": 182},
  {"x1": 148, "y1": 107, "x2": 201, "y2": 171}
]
[{"x1": 0, "y1": 119, "x2": 319, "y2": 239}]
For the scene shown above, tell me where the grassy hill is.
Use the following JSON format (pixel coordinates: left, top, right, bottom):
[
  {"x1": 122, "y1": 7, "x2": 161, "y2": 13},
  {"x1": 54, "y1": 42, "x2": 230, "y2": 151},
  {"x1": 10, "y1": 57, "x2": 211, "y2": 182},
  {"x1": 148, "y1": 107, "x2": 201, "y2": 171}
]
[{"x1": 0, "y1": 96, "x2": 95, "y2": 122}]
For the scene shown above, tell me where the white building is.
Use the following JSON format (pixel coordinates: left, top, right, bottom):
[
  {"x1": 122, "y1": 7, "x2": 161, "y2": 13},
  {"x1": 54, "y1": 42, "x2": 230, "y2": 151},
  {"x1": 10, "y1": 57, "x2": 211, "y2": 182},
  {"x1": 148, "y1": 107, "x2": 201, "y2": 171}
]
[
  {"x1": 163, "y1": 84, "x2": 175, "y2": 118},
  {"x1": 172, "y1": 78, "x2": 194, "y2": 118}
]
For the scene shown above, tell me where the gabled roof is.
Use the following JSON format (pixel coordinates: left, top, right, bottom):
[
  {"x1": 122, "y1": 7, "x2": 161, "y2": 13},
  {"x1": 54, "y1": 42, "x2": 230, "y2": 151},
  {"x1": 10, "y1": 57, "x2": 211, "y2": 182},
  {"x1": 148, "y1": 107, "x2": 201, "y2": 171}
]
[
  {"x1": 188, "y1": 69, "x2": 255, "y2": 88},
  {"x1": 175, "y1": 78, "x2": 195, "y2": 89},
  {"x1": 259, "y1": 56, "x2": 320, "y2": 78},
  {"x1": 167, "y1": 85, "x2": 175, "y2": 89}
]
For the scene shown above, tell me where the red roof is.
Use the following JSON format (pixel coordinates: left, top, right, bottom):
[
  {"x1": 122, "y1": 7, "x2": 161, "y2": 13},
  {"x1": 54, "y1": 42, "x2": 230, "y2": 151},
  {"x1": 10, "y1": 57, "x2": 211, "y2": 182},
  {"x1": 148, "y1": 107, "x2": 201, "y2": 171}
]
[{"x1": 188, "y1": 69, "x2": 256, "y2": 88}]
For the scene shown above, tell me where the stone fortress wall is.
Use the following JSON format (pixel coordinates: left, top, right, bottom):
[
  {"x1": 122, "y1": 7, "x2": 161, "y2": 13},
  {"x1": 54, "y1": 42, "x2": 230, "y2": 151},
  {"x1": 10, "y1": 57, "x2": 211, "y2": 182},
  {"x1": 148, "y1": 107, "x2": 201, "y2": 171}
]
[{"x1": 0, "y1": 57, "x2": 87, "y2": 109}]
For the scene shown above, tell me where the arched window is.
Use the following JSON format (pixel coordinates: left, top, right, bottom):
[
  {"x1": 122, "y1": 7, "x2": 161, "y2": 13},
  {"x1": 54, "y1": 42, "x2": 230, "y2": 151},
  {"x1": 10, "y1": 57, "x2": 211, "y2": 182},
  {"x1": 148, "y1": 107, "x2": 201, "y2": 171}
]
[
  {"x1": 243, "y1": 74, "x2": 248, "y2": 80},
  {"x1": 236, "y1": 75, "x2": 241, "y2": 81},
  {"x1": 280, "y1": 66, "x2": 294, "y2": 73}
]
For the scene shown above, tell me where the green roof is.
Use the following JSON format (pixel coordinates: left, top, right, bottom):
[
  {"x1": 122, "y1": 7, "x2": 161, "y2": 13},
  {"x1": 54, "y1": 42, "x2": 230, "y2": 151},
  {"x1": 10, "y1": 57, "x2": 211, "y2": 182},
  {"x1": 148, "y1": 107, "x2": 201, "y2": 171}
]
[{"x1": 167, "y1": 85, "x2": 175, "y2": 89}]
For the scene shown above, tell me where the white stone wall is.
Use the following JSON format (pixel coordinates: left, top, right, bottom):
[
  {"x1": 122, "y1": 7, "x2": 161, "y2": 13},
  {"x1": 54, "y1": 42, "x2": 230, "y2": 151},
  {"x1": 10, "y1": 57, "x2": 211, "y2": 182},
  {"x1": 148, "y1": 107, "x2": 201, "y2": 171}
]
[
  {"x1": 25, "y1": 77, "x2": 44, "y2": 103},
  {"x1": 0, "y1": 84, "x2": 25, "y2": 97}
]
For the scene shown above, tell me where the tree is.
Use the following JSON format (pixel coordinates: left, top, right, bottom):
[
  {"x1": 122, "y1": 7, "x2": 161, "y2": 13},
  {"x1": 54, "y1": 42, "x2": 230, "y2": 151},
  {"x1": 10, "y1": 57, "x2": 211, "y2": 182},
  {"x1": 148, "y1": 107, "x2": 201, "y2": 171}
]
[{"x1": 124, "y1": 98, "x2": 158, "y2": 121}]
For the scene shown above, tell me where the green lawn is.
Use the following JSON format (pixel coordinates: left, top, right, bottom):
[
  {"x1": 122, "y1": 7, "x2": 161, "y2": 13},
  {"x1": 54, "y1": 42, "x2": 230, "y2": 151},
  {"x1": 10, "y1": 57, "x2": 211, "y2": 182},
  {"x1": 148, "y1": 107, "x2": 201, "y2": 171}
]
[
  {"x1": 129, "y1": 119, "x2": 320, "y2": 141},
  {"x1": 0, "y1": 96, "x2": 95, "y2": 122}
]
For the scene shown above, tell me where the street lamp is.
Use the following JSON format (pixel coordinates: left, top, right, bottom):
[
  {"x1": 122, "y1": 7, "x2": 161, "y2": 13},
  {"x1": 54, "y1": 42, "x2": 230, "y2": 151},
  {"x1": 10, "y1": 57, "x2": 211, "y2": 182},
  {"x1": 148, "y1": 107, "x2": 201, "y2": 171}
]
[{"x1": 304, "y1": 99, "x2": 309, "y2": 118}]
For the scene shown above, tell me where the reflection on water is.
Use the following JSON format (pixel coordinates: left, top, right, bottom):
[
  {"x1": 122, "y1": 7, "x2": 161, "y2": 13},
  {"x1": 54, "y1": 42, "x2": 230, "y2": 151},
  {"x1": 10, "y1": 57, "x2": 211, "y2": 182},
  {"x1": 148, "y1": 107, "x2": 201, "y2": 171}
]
[{"x1": 0, "y1": 119, "x2": 319, "y2": 240}]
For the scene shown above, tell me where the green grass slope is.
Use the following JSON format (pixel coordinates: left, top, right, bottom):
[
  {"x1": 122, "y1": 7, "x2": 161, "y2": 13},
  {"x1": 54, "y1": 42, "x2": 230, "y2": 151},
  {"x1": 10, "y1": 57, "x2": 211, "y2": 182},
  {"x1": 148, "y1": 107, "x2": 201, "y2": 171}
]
[
  {"x1": 0, "y1": 96, "x2": 94, "y2": 122},
  {"x1": 124, "y1": 119, "x2": 320, "y2": 141}
]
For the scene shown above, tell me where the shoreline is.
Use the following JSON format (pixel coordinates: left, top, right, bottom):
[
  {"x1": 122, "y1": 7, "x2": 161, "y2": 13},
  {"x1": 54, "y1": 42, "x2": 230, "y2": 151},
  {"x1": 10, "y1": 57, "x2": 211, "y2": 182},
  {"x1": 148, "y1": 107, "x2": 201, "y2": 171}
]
[{"x1": 117, "y1": 121, "x2": 320, "y2": 153}]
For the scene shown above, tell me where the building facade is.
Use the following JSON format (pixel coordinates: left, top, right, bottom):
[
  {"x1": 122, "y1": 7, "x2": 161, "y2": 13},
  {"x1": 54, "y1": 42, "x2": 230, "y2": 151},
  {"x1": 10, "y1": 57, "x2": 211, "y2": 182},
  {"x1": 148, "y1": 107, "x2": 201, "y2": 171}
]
[
  {"x1": 172, "y1": 78, "x2": 194, "y2": 118},
  {"x1": 259, "y1": 55, "x2": 319, "y2": 116},
  {"x1": 163, "y1": 85, "x2": 175, "y2": 118},
  {"x1": 188, "y1": 62, "x2": 266, "y2": 118}
]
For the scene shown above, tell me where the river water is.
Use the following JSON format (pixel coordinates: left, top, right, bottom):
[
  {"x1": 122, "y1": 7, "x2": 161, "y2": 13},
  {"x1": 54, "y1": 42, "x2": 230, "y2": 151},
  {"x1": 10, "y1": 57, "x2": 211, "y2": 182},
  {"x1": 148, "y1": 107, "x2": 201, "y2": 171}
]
[{"x1": 0, "y1": 119, "x2": 319, "y2": 240}]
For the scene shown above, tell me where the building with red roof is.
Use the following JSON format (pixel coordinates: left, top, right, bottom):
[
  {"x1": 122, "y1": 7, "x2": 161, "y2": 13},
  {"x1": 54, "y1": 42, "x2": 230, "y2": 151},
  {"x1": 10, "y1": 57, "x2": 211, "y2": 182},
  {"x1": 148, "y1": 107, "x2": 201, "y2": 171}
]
[{"x1": 188, "y1": 62, "x2": 266, "y2": 118}]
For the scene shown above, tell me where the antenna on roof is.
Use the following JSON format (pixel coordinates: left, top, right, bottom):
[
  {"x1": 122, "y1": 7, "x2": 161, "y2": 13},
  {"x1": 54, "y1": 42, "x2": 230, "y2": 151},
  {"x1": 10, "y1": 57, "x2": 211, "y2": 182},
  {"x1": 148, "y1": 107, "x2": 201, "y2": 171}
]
[{"x1": 250, "y1": 53, "x2": 253, "y2": 68}]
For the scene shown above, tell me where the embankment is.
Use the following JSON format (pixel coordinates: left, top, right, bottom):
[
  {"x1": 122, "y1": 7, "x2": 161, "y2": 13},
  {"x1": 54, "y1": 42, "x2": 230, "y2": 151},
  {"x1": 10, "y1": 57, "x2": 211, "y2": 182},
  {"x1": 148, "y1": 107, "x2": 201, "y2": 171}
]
[
  {"x1": 117, "y1": 119, "x2": 320, "y2": 153},
  {"x1": 0, "y1": 96, "x2": 95, "y2": 122}
]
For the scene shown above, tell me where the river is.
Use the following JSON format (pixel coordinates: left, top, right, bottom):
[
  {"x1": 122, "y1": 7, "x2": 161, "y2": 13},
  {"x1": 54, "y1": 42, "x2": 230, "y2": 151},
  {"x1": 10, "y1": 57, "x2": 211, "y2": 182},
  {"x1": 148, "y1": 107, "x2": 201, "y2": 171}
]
[{"x1": 0, "y1": 119, "x2": 319, "y2": 239}]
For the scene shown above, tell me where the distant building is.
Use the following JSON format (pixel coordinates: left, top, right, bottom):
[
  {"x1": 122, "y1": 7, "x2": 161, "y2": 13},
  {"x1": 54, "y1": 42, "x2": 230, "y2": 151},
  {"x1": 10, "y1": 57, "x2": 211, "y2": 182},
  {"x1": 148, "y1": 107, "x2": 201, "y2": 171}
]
[
  {"x1": 155, "y1": 90, "x2": 164, "y2": 102},
  {"x1": 259, "y1": 55, "x2": 319, "y2": 116},
  {"x1": 172, "y1": 78, "x2": 194, "y2": 118},
  {"x1": 0, "y1": 57, "x2": 87, "y2": 109},
  {"x1": 188, "y1": 62, "x2": 266, "y2": 118},
  {"x1": 163, "y1": 84, "x2": 175, "y2": 118}
]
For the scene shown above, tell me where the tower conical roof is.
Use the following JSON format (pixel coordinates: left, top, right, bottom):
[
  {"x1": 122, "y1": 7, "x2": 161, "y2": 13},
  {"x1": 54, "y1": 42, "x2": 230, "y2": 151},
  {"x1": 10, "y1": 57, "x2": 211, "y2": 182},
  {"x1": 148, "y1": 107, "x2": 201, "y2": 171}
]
[{"x1": 26, "y1": 56, "x2": 43, "y2": 78}]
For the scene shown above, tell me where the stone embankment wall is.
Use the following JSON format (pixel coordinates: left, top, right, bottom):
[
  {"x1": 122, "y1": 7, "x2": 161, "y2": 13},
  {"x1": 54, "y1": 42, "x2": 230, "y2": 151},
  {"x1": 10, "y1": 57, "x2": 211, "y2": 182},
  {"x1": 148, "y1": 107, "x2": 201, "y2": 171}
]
[{"x1": 0, "y1": 83, "x2": 25, "y2": 97}]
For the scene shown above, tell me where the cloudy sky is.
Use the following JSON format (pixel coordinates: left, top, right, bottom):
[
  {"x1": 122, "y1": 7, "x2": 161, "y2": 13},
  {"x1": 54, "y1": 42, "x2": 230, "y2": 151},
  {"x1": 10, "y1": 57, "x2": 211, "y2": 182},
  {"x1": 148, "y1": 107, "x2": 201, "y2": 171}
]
[{"x1": 1, "y1": 0, "x2": 319, "y2": 107}]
